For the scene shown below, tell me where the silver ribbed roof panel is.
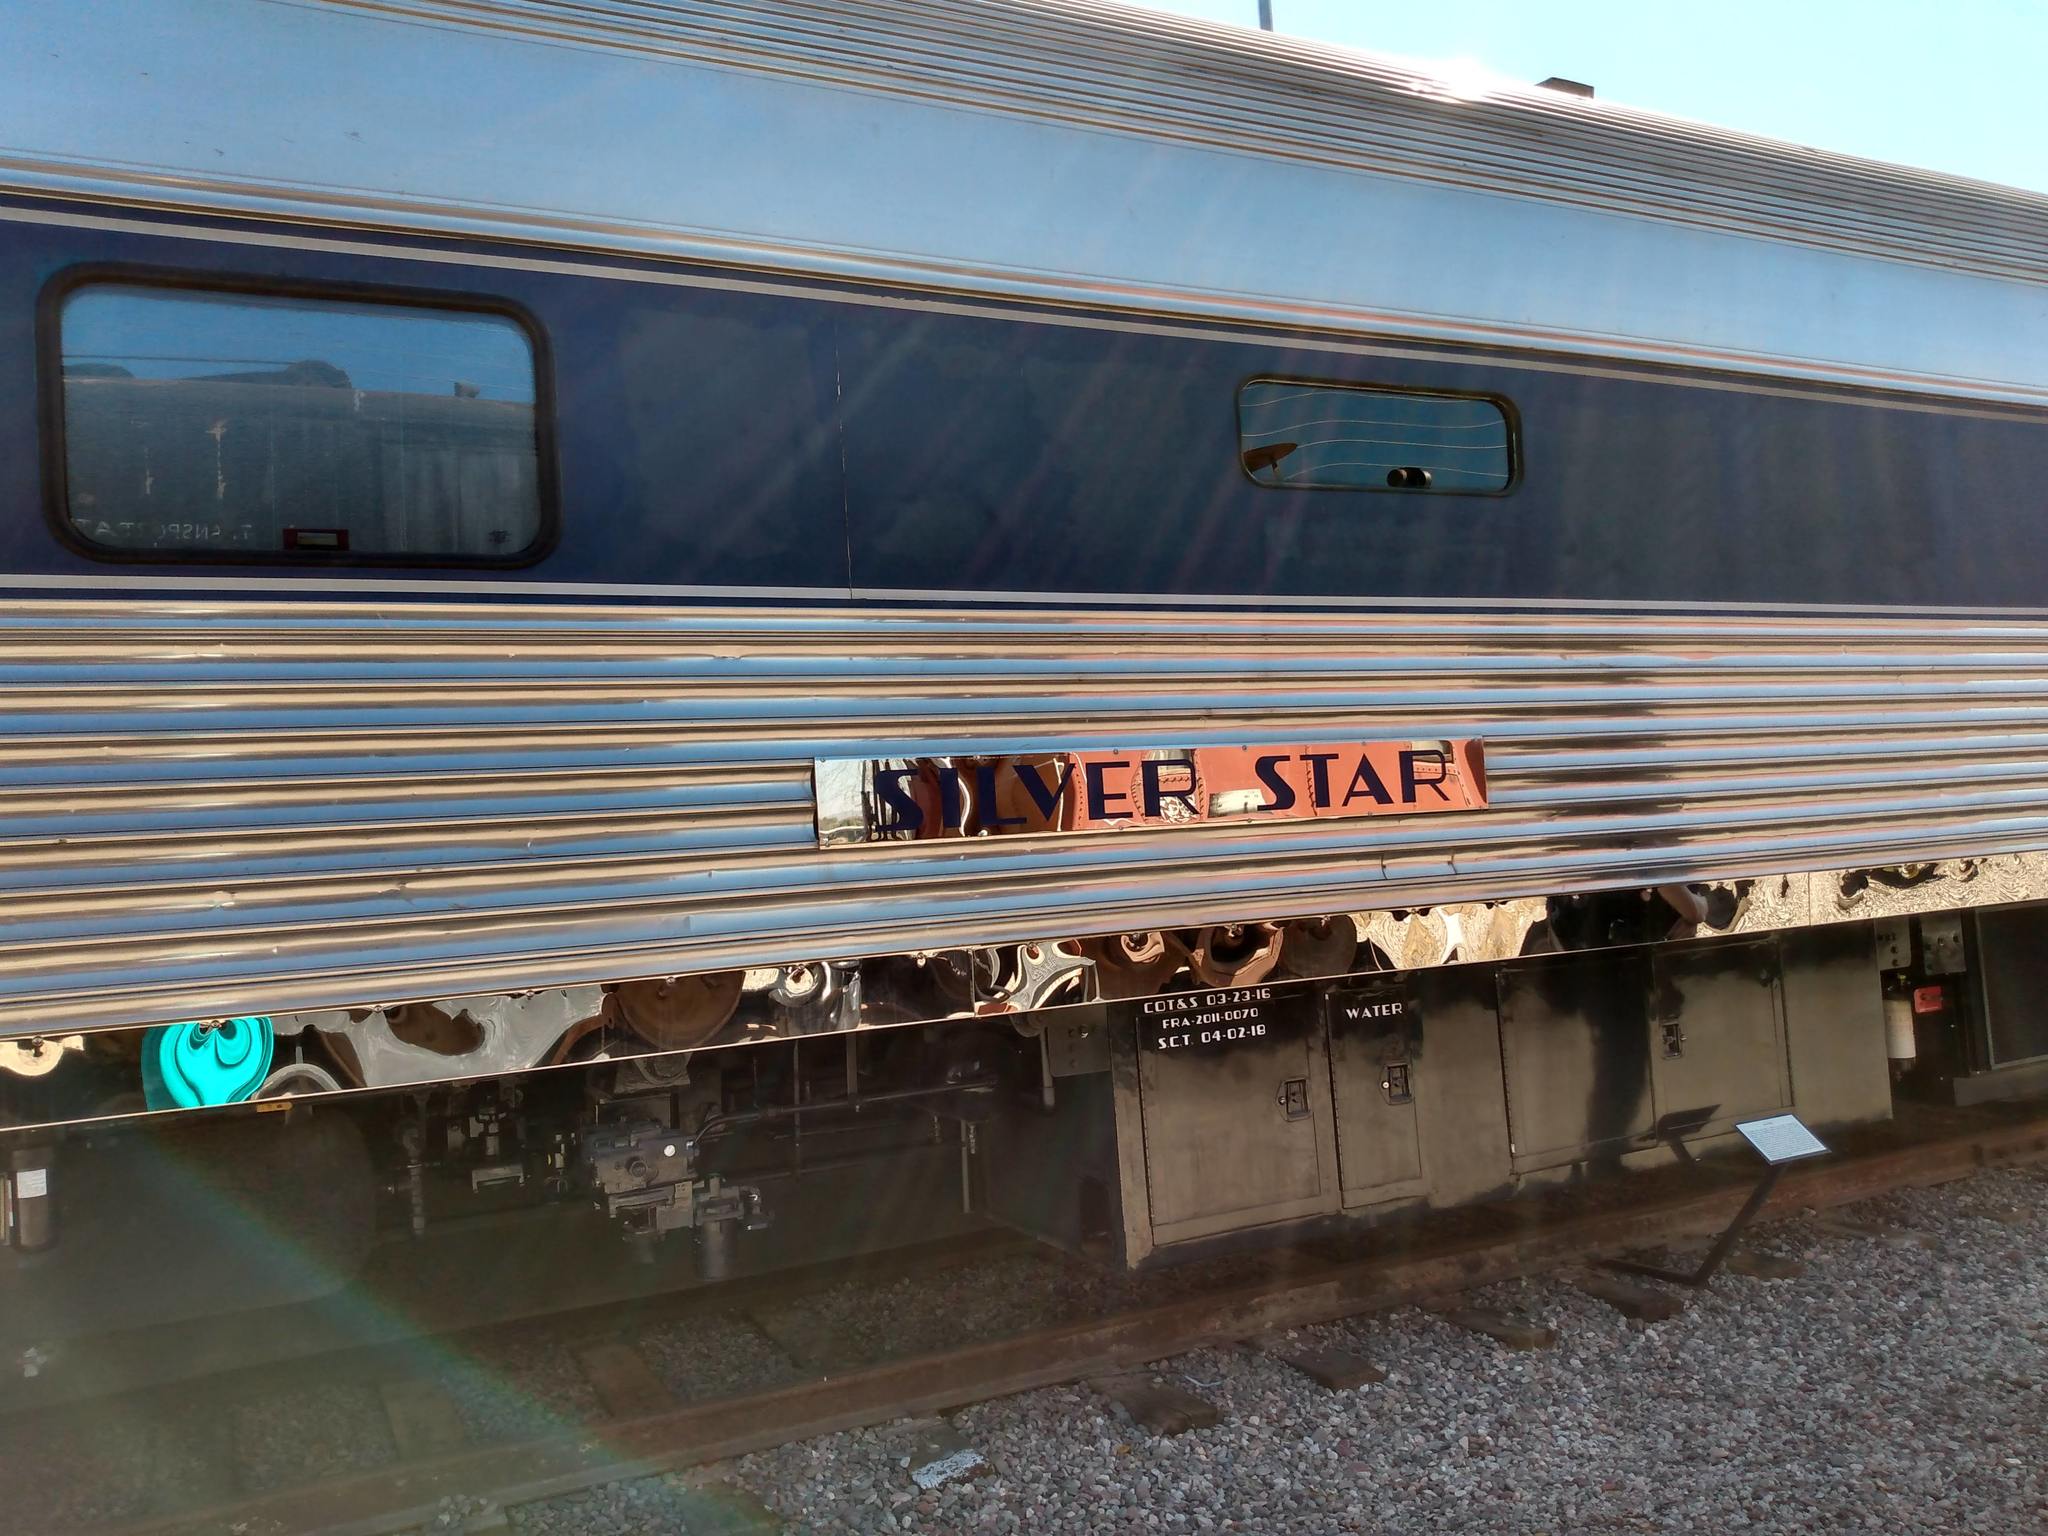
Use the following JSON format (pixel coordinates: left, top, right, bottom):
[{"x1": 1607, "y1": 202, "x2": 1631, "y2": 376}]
[{"x1": 6, "y1": 2, "x2": 2048, "y2": 399}]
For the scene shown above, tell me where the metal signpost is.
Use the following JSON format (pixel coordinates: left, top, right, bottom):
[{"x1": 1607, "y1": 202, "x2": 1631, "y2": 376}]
[{"x1": 1604, "y1": 1113, "x2": 1829, "y2": 1288}]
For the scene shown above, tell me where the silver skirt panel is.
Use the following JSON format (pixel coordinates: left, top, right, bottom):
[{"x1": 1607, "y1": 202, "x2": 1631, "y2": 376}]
[{"x1": 4, "y1": 596, "x2": 2048, "y2": 1037}]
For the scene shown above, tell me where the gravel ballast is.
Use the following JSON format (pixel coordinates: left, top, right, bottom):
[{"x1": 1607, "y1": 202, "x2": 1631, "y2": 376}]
[{"x1": 510, "y1": 1167, "x2": 2048, "y2": 1535}]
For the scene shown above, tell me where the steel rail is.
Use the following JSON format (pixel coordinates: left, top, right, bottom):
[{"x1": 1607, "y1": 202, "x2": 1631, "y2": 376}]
[{"x1": 99, "y1": 1104, "x2": 2048, "y2": 1536}]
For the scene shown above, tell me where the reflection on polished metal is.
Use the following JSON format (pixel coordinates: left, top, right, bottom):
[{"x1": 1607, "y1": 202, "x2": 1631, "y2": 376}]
[
  {"x1": 11, "y1": 601, "x2": 2048, "y2": 1039},
  {"x1": 813, "y1": 742, "x2": 1488, "y2": 846},
  {"x1": 12, "y1": 2, "x2": 2048, "y2": 405},
  {"x1": 4, "y1": 851, "x2": 2044, "y2": 1133}
]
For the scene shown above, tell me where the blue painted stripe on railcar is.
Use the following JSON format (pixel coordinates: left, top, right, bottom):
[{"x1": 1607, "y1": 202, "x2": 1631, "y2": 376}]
[{"x1": 5, "y1": 206, "x2": 2048, "y2": 610}]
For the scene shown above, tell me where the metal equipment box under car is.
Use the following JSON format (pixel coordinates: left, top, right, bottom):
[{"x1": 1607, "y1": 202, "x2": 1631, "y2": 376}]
[{"x1": 983, "y1": 927, "x2": 1889, "y2": 1266}]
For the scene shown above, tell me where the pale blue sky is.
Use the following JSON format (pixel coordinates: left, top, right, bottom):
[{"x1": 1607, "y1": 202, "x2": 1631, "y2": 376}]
[{"x1": 1134, "y1": 1, "x2": 2048, "y2": 195}]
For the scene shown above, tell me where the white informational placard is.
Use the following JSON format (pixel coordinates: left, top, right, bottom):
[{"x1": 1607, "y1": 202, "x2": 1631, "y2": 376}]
[{"x1": 1736, "y1": 1113, "x2": 1829, "y2": 1165}]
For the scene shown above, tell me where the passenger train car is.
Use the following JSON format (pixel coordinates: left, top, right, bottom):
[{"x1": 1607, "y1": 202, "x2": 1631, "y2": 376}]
[{"x1": 5, "y1": 0, "x2": 2048, "y2": 1356}]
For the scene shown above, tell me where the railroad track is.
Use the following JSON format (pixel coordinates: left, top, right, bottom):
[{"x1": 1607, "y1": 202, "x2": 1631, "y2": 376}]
[{"x1": 27, "y1": 1102, "x2": 2048, "y2": 1536}]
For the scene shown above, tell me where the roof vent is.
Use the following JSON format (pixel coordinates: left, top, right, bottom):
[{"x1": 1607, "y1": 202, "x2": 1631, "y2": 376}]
[{"x1": 1537, "y1": 76, "x2": 1595, "y2": 98}]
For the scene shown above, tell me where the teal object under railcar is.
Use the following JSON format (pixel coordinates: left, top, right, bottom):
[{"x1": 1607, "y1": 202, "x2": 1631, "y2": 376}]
[{"x1": 140, "y1": 1017, "x2": 274, "y2": 1110}]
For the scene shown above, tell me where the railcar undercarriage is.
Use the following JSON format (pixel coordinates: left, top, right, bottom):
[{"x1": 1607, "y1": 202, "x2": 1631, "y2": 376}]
[{"x1": 6, "y1": 859, "x2": 2048, "y2": 1380}]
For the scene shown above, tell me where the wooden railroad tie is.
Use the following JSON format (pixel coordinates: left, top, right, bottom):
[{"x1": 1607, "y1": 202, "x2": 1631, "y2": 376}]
[
  {"x1": 1091, "y1": 1373, "x2": 1220, "y2": 1435},
  {"x1": 378, "y1": 1377, "x2": 471, "y2": 1460},
  {"x1": 1422, "y1": 1302, "x2": 1558, "y2": 1351},
  {"x1": 1813, "y1": 1213, "x2": 1939, "y2": 1249},
  {"x1": 743, "y1": 1303, "x2": 862, "y2": 1374},
  {"x1": 1726, "y1": 1248, "x2": 1806, "y2": 1280},
  {"x1": 576, "y1": 1341, "x2": 679, "y2": 1420},
  {"x1": 144, "y1": 1398, "x2": 242, "y2": 1513},
  {"x1": 1571, "y1": 1270, "x2": 1686, "y2": 1322},
  {"x1": 1249, "y1": 1332, "x2": 1386, "y2": 1390}
]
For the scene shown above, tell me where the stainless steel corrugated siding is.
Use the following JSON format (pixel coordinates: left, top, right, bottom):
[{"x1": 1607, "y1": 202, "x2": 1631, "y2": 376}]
[
  {"x1": 319, "y1": 0, "x2": 2048, "y2": 285},
  {"x1": 4, "y1": 598, "x2": 2048, "y2": 1035}
]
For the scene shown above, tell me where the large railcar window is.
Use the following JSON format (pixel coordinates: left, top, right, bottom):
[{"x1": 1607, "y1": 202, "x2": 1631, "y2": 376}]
[
  {"x1": 1237, "y1": 380, "x2": 1511, "y2": 493},
  {"x1": 53, "y1": 284, "x2": 544, "y2": 561}
]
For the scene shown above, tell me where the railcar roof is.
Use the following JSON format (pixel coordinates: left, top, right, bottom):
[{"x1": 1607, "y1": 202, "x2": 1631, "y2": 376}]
[
  {"x1": 306, "y1": 2, "x2": 2048, "y2": 278},
  {"x1": 6, "y1": 0, "x2": 2048, "y2": 402},
  {"x1": 3, "y1": 0, "x2": 2042, "y2": 278}
]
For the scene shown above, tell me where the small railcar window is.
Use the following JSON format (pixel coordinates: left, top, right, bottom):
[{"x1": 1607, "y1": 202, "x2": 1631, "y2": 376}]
[
  {"x1": 1237, "y1": 380, "x2": 1511, "y2": 493},
  {"x1": 54, "y1": 284, "x2": 544, "y2": 561}
]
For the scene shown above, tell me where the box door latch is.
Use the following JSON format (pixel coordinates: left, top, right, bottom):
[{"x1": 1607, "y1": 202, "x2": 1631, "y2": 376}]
[{"x1": 1278, "y1": 1077, "x2": 1311, "y2": 1120}]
